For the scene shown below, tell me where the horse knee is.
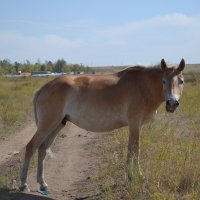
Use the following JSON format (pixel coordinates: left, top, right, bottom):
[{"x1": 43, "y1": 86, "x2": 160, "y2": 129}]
[
  {"x1": 24, "y1": 141, "x2": 35, "y2": 160},
  {"x1": 25, "y1": 131, "x2": 49, "y2": 159}
]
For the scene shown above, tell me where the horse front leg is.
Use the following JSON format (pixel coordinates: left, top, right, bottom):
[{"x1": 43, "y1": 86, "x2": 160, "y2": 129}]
[{"x1": 127, "y1": 120, "x2": 142, "y2": 180}]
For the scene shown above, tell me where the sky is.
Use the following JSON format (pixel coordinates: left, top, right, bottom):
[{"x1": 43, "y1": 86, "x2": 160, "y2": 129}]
[{"x1": 0, "y1": 0, "x2": 200, "y2": 66}]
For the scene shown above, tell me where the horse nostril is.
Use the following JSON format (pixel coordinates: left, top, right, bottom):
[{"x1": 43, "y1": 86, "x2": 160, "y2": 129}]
[
  {"x1": 166, "y1": 100, "x2": 171, "y2": 106},
  {"x1": 166, "y1": 100, "x2": 179, "y2": 107},
  {"x1": 175, "y1": 101, "x2": 179, "y2": 107}
]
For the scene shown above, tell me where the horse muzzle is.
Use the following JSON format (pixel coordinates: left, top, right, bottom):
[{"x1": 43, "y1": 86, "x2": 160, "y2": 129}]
[{"x1": 166, "y1": 99, "x2": 179, "y2": 113}]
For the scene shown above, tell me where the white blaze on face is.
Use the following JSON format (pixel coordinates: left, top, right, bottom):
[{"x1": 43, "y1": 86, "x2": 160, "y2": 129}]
[
  {"x1": 163, "y1": 75, "x2": 182, "y2": 102},
  {"x1": 166, "y1": 93, "x2": 179, "y2": 102},
  {"x1": 171, "y1": 76, "x2": 180, "y2": 101}
]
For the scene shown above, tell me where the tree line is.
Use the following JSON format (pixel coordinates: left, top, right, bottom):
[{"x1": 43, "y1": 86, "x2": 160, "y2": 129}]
[{"x1": 0, "y1": 59, "x2": 92, "y2": 74}]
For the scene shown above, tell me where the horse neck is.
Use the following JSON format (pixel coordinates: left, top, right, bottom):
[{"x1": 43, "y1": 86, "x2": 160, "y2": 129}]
[
  {"x1": 146, "y1": 69, "x2": 165, "y2": 110},
  {"x1": 118, "y1": 67, "x2": 165, "y2": 110}
]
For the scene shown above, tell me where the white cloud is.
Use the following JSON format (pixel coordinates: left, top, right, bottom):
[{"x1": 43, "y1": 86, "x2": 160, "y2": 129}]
[
  {"x1": 44, "y1": 34, "x2": 85, "y2": 48},
  {"x1": 0, "y1": 13, "x2": 199, "y2": 65},
  {"x1": 95, "y1": 13, "x2": 199, "y2": 42},
  {"x1": 89, "y1": 13, "x2": 200, "y2": 65},
  {"x1": 0, "y1": 32, "x2": 86, "y2": 62}
]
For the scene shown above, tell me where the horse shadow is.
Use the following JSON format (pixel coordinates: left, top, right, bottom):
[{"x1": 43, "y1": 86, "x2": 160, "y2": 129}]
[
  {"x1": 0, "y1": 189, "x2": 55, "y2": 200},
  {"x1": 0, "y1": 189, "x2": 102, "y2": 200}
]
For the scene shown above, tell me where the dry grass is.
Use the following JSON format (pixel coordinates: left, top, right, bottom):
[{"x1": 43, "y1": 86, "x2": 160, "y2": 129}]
[
  {"x1": 92, "y1": 64, "x2": 200, "y2": 74},
  {"x1": 93, "y1": 73, "x2": 200, "y2": 200},
  {"x1": 0, "y1": 76, "x2": 54, "y2": 138}
]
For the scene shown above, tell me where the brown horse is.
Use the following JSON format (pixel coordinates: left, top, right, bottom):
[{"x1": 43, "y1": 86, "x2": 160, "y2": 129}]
[{"x1": 20, "y1": 59, "x2": 185, "y2": 192}]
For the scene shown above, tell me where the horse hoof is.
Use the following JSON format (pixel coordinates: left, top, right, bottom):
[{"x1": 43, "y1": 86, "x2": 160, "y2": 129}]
[
  {"x1": 38, "y1": 186, "x2": 49, "y2": 195},
  {"x1": 19, "y1": 184, "x2": 30, "y2": 192},
  {"x1": 40, "y1": 186, "x2": 48, "y2": 191}
]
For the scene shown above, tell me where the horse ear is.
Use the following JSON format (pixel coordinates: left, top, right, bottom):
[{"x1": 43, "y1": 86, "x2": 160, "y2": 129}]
[
  {"x1": 175, "y1": 58, "x2": 185, "y2": 74},
  {"x1": 161, "y1": 59, "x2": 167, "y2": 71},
  {"x1": 178, "y1": 58, "x2": 185, "y2": 71}
]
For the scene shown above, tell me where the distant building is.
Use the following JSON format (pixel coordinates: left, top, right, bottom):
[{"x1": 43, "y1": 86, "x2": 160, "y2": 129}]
[
  {"x1": 5, "y1": 71, "x2": 67, "y2": 78},
  {"x1": 5, "y1": 71, "x2": 31, "y2": 77},
  {"x1": 31, "y1": 71, "x2": 51, "y2": 76},
  {"x1": 71, "y1": 71, "x2": 84, "y2": 75}
]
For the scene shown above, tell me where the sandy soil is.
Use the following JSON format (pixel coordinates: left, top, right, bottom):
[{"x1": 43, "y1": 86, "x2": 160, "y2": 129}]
[{"x1": 0, "y1": 122, "x2": 107, "y2": 200}]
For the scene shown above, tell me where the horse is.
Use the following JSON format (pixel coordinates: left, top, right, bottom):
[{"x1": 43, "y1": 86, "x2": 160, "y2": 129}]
[{"x1": 20, "y1": 58, "x2": 185, "y2": 192}]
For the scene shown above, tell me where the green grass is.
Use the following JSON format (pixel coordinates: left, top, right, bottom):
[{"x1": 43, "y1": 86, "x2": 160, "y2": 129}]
[
  {"x1": 0, "y1": 76, "x2": 53, "y2": 138},
  {"x1": 93, "y1": 73, "x2": 200, "y2": 200}
]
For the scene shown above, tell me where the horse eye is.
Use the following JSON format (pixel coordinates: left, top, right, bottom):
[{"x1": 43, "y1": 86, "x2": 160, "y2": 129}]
[
  {"x1": 179, "y1": 79, "x2": 184, "y2": 85},
  {"x1": 162, "y1": 80, "x2": 166, "y2": 84}
]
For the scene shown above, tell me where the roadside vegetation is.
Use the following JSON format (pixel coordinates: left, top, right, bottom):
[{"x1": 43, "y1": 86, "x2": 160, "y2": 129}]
[
  {"x1": 0, "y1": 76, "x2": 54, "y2": 138},
  {"x1": 0, "y1": 59, "x2": 91, "y2": 75},
  {"x1": 93, "y1": 73, "x2": 200, "y2": 199}
]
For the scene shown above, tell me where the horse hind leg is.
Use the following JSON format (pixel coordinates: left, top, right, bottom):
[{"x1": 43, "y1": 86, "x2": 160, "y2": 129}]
[
  {"x1": 19, "y1": 115, "x2": 66, "y2": 192},
  {"x1": 19, "y1": 129, "x2": 48, "y2": 192},
  {"x1": 37, "y1": 122, "x2": 66, "y2": 192}
]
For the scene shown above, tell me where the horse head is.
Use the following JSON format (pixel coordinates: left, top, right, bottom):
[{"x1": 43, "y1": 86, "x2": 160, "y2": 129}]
[{"x1": 161, "y1": 58, "x2": 185, "y2": 113}]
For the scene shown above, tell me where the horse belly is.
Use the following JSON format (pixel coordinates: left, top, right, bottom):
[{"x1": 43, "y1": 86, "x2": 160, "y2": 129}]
[{"x1": 66, "y1": 104, "x2": 127, "y2": 132}]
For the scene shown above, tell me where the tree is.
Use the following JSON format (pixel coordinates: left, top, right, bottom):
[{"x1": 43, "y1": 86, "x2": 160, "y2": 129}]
[
  {"x1": 0, "y1": 59, "x2": 13, "y2": 73},
  {"x1": 54, "y1": 59, "x2": 66, "y2": 73},
  {"x1": 40, "y1": 64, "x2": 46, "y2": 71},
  {"x1": 45, "y1": 61, "x2": 53, "y2": 71},
  {"x1": 14, "y1": 62, "x2": 20, "y2": 72}
]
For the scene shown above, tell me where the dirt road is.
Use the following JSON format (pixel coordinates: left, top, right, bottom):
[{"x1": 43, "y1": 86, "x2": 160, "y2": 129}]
[{"x1": 0, "y1": 122, "x2": 106, "y2": 200}]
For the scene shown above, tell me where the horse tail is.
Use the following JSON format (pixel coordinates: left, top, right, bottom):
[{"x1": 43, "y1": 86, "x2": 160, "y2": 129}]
[{"x1": 33, "y1": 88, "x2": 42, "y2": 126}]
